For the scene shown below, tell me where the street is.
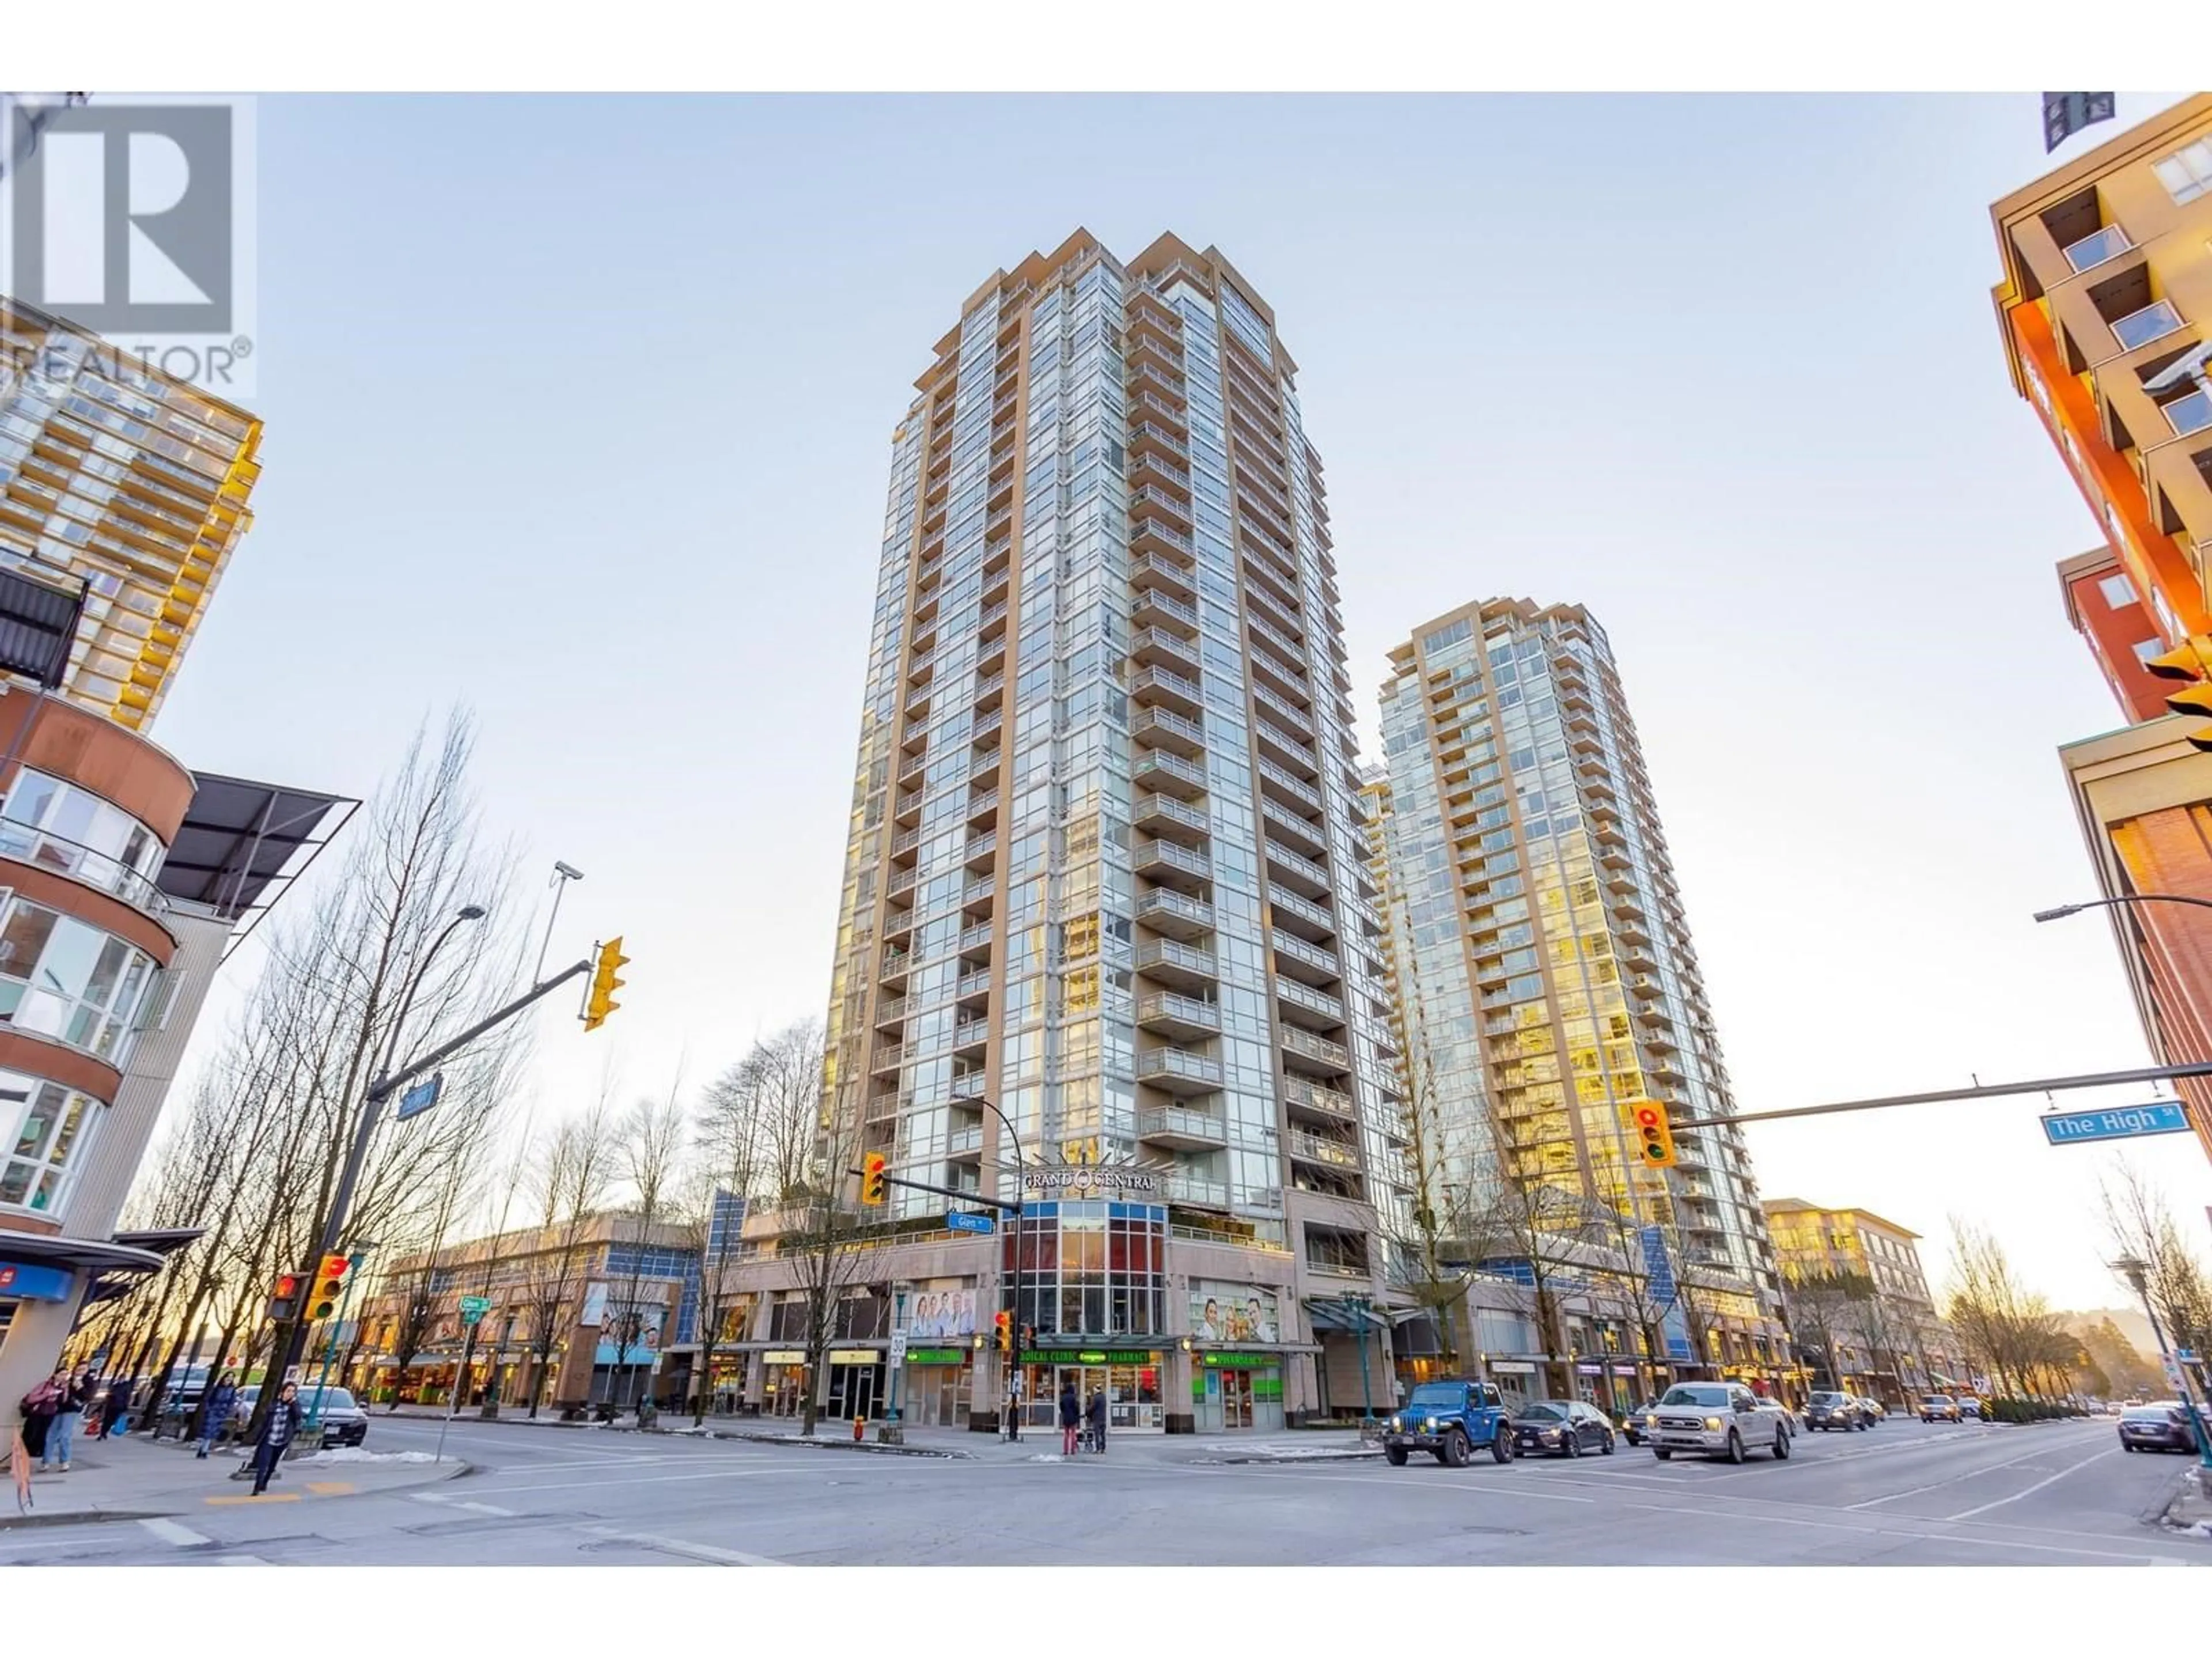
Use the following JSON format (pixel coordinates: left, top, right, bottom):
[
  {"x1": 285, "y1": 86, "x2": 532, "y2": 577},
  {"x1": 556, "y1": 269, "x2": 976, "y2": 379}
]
[{"x1": 4, "y1": 1415, "x2": 2205, "y2": 1567}]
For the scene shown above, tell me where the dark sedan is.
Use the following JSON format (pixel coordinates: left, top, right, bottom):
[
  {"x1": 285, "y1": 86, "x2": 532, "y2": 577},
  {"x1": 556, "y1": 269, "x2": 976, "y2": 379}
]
[
  {"x1": 1805, "y1": 1391, "x2": 1866, "y2": 1432},
  {"x1": 1510, "y1": 1399, "x2": 1616, "y2": 1458},
  {"x1": 2119, "y1": 1402, "x2": 2203, "y2": 1453},
  {"x1": 1620, "y1": 1400, "x2": 1662, "y2": 1446}
]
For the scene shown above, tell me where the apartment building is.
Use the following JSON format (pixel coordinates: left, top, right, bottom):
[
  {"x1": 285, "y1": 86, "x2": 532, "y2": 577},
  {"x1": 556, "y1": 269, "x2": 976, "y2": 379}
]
[
  {"x1": 1993, "y1": 96, "x2": 2212, "y2": 1167},
  {"x1": 798, "y1": 230, "x2": 1408, "y2": 1432},
  {"x1": 1764, "y1": 1198, "x2": 1960, "y2": 1402},
  {"x1": 1366, "y1": 598, "x2": 1791, "y2": 1397},
  {"x1": 0, "y1": 298, "x2": 348, "y2": 1422}
]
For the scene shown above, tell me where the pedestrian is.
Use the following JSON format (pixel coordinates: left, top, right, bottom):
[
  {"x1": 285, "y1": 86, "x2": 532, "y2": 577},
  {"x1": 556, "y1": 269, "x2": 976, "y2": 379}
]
[
  {"x1": 248, "y1": 1382, "x2": 304, "y2": 1496},
  {"x1": 18, "y1": 1370, "x2": 64, "y2": 1471},
  {"x1": 198, "y1": 1372, "x2": 238, "y2": 1459},
  {"x1": 1058, "y1": 1379, "x2": 1081, "y2": 1457},
  {"x1": 1086, "y1": 1387, "x2": 1106, "y2": 1456},
  {"x1": 46, "y1": 1368, "x2": 91, "y2": 1472}
]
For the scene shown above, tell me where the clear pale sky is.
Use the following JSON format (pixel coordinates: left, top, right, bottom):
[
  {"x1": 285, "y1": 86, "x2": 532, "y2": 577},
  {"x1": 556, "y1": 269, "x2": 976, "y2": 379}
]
[{"x1": 146, "y1": 92, "x2": 2212, "y2": 1313}]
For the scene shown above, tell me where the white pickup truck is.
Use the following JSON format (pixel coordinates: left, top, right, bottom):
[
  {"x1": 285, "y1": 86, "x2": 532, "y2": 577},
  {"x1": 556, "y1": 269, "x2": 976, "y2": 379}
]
[{"x1": 1642, "y1": 1381, "x2": 1791, "y2": 1463}]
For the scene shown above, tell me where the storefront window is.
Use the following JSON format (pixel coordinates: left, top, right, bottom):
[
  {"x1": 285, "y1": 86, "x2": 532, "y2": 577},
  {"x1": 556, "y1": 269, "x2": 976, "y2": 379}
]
[
  {"x1": 0, "y1": 1069, "x2": 104, "y2": 1216},
  {"x1": 0, "y1": 895, "x2": 162, "y2": 1065},
  {"x1": 1003, "y1": 1200, "x2": 1166, "y2": 1337},
  {"x1": 0, "y1": 767, "x2": 168, "y2": 911}
]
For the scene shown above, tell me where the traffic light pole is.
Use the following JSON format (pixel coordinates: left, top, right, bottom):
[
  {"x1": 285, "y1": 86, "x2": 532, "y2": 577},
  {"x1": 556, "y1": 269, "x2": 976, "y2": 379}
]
[
  {"x1": 1666, "y1": 1061, "x2": 2212, "y2": 1130},
  {"x1": 306, "y1": 1243, "x2": 373, "y2": 1429},
  {"x1": 270, "y1": 959, "x2": 597, "y2": 1397}
]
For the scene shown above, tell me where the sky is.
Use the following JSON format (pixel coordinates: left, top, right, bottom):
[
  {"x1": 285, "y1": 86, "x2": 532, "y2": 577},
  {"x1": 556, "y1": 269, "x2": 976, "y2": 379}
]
[{"x1": 141, "y1": 90, "x2": 2212, "y2": 1315}]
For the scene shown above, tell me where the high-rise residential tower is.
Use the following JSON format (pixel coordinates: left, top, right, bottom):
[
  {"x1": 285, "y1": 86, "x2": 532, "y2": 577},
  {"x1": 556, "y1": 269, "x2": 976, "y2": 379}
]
[
  {"x1": 1990, "y1": 94, "x2": 2212, "y2": 1166},
  {"x1": 1368, "y1": 598, "x2": 1789, "y2": 1394},
  {"x1": 0, "y1": 297, "x2": 348, "y2": 1424},
  {"x1": 808, "y1": 231, "x2": 1406, "y2": 1432}
]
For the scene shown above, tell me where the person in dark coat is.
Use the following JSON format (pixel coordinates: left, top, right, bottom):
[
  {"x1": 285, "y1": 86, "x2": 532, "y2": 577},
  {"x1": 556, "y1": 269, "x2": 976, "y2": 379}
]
[
  {"x1": 249, "y1": 1382, "x2": 304, "y2": 1495},
  {"x1": 198, "y1": 1373, "x2": 238, "y2": 1459},
  {"x1": 18, "y1": 1370, "x2": 65, "y2": 1468},
  {"x1": 1086, "y1": 1387, "x2": 1107, "y2": 1455},
  {"x1": 1058, "y1": 1380, "x2": 1081, "y2": 1456}
]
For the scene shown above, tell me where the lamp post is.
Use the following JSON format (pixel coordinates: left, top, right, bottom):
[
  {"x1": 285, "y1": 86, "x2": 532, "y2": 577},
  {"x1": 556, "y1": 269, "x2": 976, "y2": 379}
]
[
  {"x1": 2112, "y1": 1253, "x2": 2212, "y2": 1471},
  {"x1": 2034, "y1": 893, "x2": 2212, "y2": 923},
  {"x1": 972, "y1": 1097, "x2": 1028, "y2": 1443},
  {"x1": 535, "y1": 861, "x2": 585, "y2": 981}
]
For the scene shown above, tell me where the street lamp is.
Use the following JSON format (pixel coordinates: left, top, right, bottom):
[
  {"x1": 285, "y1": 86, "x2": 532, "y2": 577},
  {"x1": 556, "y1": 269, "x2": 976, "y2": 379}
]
[
  {"x1": 2112, "y1": 1253, "x2": 2212, "y2": 1472},
  {"x1": 2034, "y1": 893, "x2": 2212, "y2": 923},
  {"x1": 535, "y1": 861, "x2": 585, "y2": 980},
  {"x1": 971, "y1": 1097, "x2": 1029, "y2": 1443}
]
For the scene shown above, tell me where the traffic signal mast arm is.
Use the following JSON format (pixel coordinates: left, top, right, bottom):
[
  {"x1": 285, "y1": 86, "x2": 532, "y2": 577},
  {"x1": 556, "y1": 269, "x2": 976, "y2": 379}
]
[
  {"x1": 847, "y1": 1165, "x2": 1022, "y2": 1214},
  {"x1": 1668, "y1": 1060, "x2": 2212, "y2": 1130},
  {"x1": 365, "y1": 957, "x2": 597, "y2": 1107}
]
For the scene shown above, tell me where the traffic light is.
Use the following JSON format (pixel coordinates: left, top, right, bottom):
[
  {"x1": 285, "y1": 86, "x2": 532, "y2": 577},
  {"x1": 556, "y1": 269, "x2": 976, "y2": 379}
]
[
  {"x1": 1020, "y1": 1324, "x2": 1034, "y2": 1353},
  {"x1": 583, "y1": 936, "x2": 630, "y2": 1031},
  {"x1": 860, "y1": 1152, "x2": 888, "y2": 1207},
  {"x1": 2143, "y1": 637, "x2": 2212, "y2": 751},
  {"x1": 1629, "y1": 1099, "x2": 1676, "y2": 1169},
  {"x1": 995, "y1": 1310, "x2": 1012, "y2": 1352},
  {"x1": 309, "y1": 1253, "x2": 352, "y2": 1320},
  {"x1": 267, "y1": 1271, "x2": 302, "y2": 1323}
]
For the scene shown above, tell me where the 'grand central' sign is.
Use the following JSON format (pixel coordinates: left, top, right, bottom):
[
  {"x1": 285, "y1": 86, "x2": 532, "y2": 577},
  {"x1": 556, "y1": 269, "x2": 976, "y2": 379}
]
[{"x1": 1020, "y1": 1165, "x2": 1162, "y2": 1195}]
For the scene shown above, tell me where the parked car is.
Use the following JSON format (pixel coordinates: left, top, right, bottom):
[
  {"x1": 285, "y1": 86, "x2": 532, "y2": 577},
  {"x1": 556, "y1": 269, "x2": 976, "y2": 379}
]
[
  {"x1": 1510, "y1": 1399, "x2": 1616, "y2": 1459},
  {"x1": 1383, "y1": 1379, "x2": 1516, "y2": 1468},
  {"x1": 1855, "y1": 1396, "x2": 1887, "y2": 1424},
  {"x1": 1920, "y1": 1393, "x2": 1962, "y2": 1422},
  {"x1": 2119, "y1": 1402, "x2": 2203, "y2": 1453},
  {"x1": 234, "y1": 1383, "x2": 369, "y2": 1448},
  {"x1": 1643, "y1": 1382, "x2": 1791, "y2": 1463},
  {"x1": 1805, "y1": 1391, "x2": 1867, "y2": 1433},
  {"x1": 1620, "y1": 1400, "x2": 1662, "y2": 1446}
]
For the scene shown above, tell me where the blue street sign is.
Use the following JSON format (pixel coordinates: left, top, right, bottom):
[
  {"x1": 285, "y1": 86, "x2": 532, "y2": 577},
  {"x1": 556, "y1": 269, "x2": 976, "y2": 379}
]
[
  {"x1": 2040, "y1": 1101, "x2": 2191, "y2": 1145},
  {"x1": 396, "y1": 1072, "x2": 444, "y2": 1122},
  {"x1": 945, "y1": 1211, "x2": 996, "y2": 1235}
]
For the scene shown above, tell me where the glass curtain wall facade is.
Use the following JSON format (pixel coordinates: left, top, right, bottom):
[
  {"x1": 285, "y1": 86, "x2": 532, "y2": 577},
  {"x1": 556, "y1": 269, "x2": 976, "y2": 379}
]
[
  {"x1": 1370, "y1": 599, "x2": 1787, "y2": 1372},
  {"x1": 821, "y1": 232, "x2": 1405, "y2": 1382}
]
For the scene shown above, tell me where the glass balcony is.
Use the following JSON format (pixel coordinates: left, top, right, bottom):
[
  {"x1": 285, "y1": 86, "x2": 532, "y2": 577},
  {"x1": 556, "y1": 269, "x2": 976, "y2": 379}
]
[
  {"x1": 1137, "y1": 888, "x2": 1215, "y2": 941},
  {"x1": 1165, "y1": 1175, "x2": 1230, "y2": 1210},
  {"x1": 1137, "y1": 1104, "x2": 1229, "y2": 1149},
  {"x1": 1136, "y1": 1048, "x2": 1224, "y2": 1094},
  {"x1": 1134, "y1": 837, "x2": 1213, "y2": 891},
  {"x1": 1279, "y1": 1027, "x2": 1352, "y2": 1075},
  {"x1": 2111, "y1": 300, "x2": 2184, "y2": 353},
  {"x1": 1288, "y1": 1129, "x2": 1360, "y2": 1169},
  {"x1": 1134, "y1": 748, "x2": 1207, "y2": 799},
  {"x1": 1134, "y1": 938, "x2": 1218, "y2": 991},
  {"x1": 1282, "y1": 1078, "x2": 1357, "y2": 1123},
  {"x1": 1137, "y1": 990, "x2": 1221, "y2": 1039},
  {"x1": 2061, "y1": 223, "x2": 2134, "y2": 273},
  {"x1": 1134, "y1": 791, "x2": 1210, "y2": 837}
]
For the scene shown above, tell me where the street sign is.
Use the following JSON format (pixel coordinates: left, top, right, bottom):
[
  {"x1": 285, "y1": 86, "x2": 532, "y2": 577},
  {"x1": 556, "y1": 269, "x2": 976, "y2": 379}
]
[
  {"x1": 889, "y1": 1333, "x2": 908, "y2": 1368},
  {"x1": 396, "y1": 1072, "x2": 444, "y2": 1122},
  {"x1": 2039, "y1": 1102, "x2": 2191, "y2": 1145},
  {"x1": 945, "y1": 1211, "x2": 995, "y2": 1235},
  {"x1": 458, "y1": 1296, "x2": 491, "y2": 1326}
]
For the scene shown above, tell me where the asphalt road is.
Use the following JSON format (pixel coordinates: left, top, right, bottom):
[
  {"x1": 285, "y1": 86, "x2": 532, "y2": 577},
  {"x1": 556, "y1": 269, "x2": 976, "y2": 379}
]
[{"x1": 3, "y1": 1412, "x2": 2205, "y2": 1566}]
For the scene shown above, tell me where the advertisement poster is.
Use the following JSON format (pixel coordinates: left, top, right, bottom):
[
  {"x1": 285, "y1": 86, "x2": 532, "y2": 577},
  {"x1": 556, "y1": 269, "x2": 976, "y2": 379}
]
[
  {"x1": 1190, "y1": 1283, "x2": 1278, "y2": 1343},
  {"x1": 906, "y1": 1286, "x2": 976, "y2": 1340}
]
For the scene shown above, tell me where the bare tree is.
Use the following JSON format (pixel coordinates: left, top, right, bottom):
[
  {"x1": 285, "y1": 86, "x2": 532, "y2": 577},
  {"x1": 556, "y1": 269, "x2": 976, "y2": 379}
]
[
  {"x1": 608, "y1": 1082, "x2": 687, "y2": 1410},
  {"x1": 2100, "y1": 1165, "x2": 2212, "y2": 1368},
  {"x1": 1460, "y1": 1180, "x2": 1601, "y2": 1400},
  {"x1": 1782, "y1": 1268, "x2": 1872, "y2": 1391},
  {"x1": 680, "y1": 1054, "x2": 777, "y2": 1423},
  {"x1": 785, "y1": 1109, "x2": 869, "y2": 1437},
  {"x1": 1944, "y1": 1218, "x2": 2070, "y2": 1400},
  {"x1": 518, "y1": 1101, "x2": 615, "y2": 1417}
]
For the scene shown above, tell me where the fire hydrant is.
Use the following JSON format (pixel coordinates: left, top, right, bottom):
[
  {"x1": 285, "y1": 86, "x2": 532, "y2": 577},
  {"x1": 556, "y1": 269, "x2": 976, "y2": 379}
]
[{"x1": 853, "y1": 1415, "x2": 865, "y2": 1442}]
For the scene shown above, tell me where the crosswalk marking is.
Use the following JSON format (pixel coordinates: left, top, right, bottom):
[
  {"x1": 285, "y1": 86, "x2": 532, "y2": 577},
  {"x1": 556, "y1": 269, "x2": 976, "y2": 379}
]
[
  {"x1": 581, "y1": 1525, "x2": 786, "y2": 1566},
  {"x1": 139, "y1": 1518, "x2": 210, "y2": 1547}
]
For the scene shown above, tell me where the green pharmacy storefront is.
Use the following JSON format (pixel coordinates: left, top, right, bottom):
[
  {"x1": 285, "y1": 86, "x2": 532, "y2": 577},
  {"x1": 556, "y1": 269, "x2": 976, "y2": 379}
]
[
  {"x1": 1017, "y1": 1348, "x2": 1169, "y2": 1432},
  {"x1": 1192, "y1": 1351, "x2": 1284, "y2": 1432}
]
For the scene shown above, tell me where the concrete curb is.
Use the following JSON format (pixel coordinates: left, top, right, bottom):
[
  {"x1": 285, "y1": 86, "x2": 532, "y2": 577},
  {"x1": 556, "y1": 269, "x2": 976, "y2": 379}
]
[
  {"x1": 2158, "y1": 1466, "x2": 2212, "y2": 1538},
  {"x1": 0, "y1": 1453, "x2": 472, "y2": 1533},
  {"x1": 710, "y1": 1430, "x2": 971, "y2": 1460}
]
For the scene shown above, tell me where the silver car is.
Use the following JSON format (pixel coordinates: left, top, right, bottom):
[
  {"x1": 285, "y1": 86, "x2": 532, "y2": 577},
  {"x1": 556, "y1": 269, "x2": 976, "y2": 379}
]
[{"x1": 1643, "y1": 1382, "x2": 1791, "y2": 1463}]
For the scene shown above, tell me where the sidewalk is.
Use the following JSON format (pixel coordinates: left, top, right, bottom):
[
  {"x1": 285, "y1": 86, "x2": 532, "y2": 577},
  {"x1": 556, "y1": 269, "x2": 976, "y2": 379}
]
[
  {"x1": 2, "y1": 1429, "x2": 468, "y2": 1531},
  {"x1": 2162, "y1": 1465, "x2": 2212, "y2": 1538},
  {"x1": 368, "y1": 1406, "x2": 1380, "y2": 1465}
]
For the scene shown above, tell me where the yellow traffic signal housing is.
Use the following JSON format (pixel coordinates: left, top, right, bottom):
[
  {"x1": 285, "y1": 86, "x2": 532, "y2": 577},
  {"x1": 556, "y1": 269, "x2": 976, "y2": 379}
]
[
  {"x1": 2143, "y1": 637, "x2": 2212, "y2": 752},
  {"x1": 310, "y1": 1253, "x2": 351, "y2": 1320},
  {"x1": 1628, "y1": 1100, "x2": 1677, "y2": 1169},
  {"x1": 860, "y1": 1152, "x2": 888, "y2": 1206},
  {"x1": 584, "y1": 937, "x2": 630, "y2": 1031},
  {"x1": 994, "y1": 1310, "x2": 1012, "y2": 1352}
]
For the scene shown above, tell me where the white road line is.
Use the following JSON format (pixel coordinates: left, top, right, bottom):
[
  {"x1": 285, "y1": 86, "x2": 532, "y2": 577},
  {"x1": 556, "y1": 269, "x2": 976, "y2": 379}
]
[
  {"x1": 1842, "y1": 1441, "x2": 2093, "y2": 1510},
  {"x1": 410, "y1": 1492, "x2": 453, "y2": 1505},
  {"x1": 448, "y1": 1499, "x2": 518, "y2": 1516},
  {"x1": 581, "y1": 1526, "x2": 786, "y2": 1566},
  {"x1": 138, "y1": 1518, "x2": 211, "y2": 1547},
  {"x1": 1945, "y1": 1444, "x2": 2117, "y2": 1521},
  {"x1": 0, "y1": 1536, "x2": 93, "y2": 1552},
  {"x1": 462, "y1": 1464, "x2": 824, "y2": 1498},
  {"x1": 215, "y1": 1554, "x2": 270, "y2": 1566}
]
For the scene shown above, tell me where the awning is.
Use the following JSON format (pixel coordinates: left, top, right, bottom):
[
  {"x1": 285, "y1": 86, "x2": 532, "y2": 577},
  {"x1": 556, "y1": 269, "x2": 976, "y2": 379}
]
[
  {"x1": 1305, "y1": 1297, "x2": 1391, "y2": 1332},
  {"x1": 157, "y1": 772, "x2": 358, "y2": 954},
  {"x1": 78, "y1": 1228, "x2": 203, "y2": 1308},
  {"x1": 0, "y1": 1232, "x2": 167, "y2": 1275}
]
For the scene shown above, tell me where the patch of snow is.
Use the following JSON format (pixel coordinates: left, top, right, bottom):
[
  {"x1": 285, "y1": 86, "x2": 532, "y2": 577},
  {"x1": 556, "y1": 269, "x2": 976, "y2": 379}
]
[{"x1": 296, "y1": 1447, "x2": 441, "y2": 1465}]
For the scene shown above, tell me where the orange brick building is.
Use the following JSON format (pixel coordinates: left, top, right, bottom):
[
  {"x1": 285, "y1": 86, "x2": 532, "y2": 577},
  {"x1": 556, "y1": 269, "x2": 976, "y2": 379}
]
[{"x1": 1994, "y1": 96, "x2": 2212, "y2": 1166}]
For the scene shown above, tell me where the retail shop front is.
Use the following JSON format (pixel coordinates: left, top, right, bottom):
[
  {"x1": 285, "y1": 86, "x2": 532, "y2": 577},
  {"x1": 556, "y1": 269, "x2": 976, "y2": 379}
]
[
  {"x1": 899, "y1": 1346, "x2": 977, "y2": 1427},
  {"x1": 1019, "y1": 1347, "x2": 1168, "y2": 1432},
  {"x1": 760, "y1": 1349, "x2": 809, "y2": 1418},
  {"x1": 1191, "y1": 1349, "x2": 1285, "y2": 1431}
]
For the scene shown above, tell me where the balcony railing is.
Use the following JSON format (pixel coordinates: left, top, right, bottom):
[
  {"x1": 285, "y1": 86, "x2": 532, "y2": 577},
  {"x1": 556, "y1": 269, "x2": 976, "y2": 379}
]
[
  {"x1": 2061, "y1": 222, "x2": 2134, "y2": 273},
  {"x1": 1134, "y1": 938, "x2": 1218, "y2": 982},
  {"x1": 1288, "y1": 1130, "x2": 1360, "y2": 1169},
  {"x1": 1280, "y1": 1028, "x2": 1351, "y2": 1071},
  {"x1": 1136, "y1": 1048, "x2": 1224, "y2": 1089},
  {"x1": 0, "y1": 820, "x2": 170, "y2": 915},
  {"x1": 1138, "y1": 1105, "x2": 1229, "y2": 1146},
  {"x1": 1282, "y1": 1078, "x2": 1357, "y2": 1120},
  {"x1": 1135, "y1": 838, "x2": 1213, "y2": 881},
  {"x1": 1138, "y1": 990, "x2": 1221, "y2": 1032}
]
